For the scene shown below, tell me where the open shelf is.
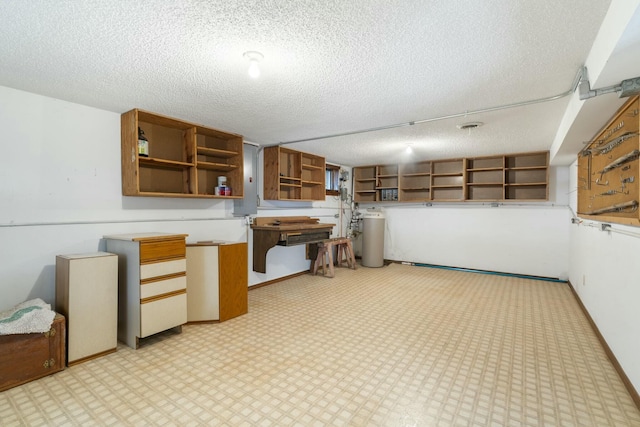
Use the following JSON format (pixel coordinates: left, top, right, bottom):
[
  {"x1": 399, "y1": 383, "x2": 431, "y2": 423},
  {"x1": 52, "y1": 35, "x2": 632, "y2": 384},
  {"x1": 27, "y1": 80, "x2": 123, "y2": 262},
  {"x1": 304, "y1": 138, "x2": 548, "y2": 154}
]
[
  {"x1": 505, "y1": 153, "x2": 547, "y2": 168},
  {"x1": 467, "y1": 156, "x2": 503, "y2": 170},
  {"x1": 467, "y1": 182, "x2": 503, "y2": 186},
  {"x1": 196, "y1": 161, "x2": 238, "y2": 171},
  {"x1": 432, "y1": 159, "x2": 464, "y2": 175},
  {"x1": 505, "y1": 185, "x2": 547, "y2": 200},
  {"x1": 302, "y1": 164, "x2": 323, "y2": 170},
  {"x1": 139, "y1": 157, "x2": 194, "y2": 170},
  {"x1": 196, "y1": 146, "x2": 238, "y2": 158},
  {"x1": 468, "y1": 185, "x2": 504, "y2": 200}
]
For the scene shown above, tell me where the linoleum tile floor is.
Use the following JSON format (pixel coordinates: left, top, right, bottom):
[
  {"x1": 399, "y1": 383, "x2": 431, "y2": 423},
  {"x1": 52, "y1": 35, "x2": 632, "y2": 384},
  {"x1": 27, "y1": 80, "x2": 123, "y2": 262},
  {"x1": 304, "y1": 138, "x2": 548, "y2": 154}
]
[{"x1": 1, "y1": 263, "x2": 639, "y2": 426}]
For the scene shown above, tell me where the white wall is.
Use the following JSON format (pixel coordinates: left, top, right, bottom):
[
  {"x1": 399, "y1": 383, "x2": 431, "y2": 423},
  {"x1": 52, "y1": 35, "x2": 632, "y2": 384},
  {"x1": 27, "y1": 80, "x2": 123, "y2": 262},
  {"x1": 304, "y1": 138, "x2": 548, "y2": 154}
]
[
  {"x1": 3, "y1": 84, "x2": 636, "y2": 396},
  {"x1": 249, "y1": 204, "x2": 345, "y2": 284},
  {"x1": 0, "y1": 86, "x2": 345, "y2": 311},
  {"x1": 355, "y1": 166, "x2": 572, "y2": 279},
  {"x1": 568, "y1": 160, "x2": 640, "y2": 393},
  {"x1": 549, "y1": 0, "x2": 640, "y2": 394}
]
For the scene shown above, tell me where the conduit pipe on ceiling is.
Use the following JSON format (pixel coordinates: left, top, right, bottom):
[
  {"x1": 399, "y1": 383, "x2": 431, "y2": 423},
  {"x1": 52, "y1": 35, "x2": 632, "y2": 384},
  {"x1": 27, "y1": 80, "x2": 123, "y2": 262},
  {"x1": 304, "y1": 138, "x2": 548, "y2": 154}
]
[{"x1": 278, "y1": 67, "x2": 587, "y2": 145}]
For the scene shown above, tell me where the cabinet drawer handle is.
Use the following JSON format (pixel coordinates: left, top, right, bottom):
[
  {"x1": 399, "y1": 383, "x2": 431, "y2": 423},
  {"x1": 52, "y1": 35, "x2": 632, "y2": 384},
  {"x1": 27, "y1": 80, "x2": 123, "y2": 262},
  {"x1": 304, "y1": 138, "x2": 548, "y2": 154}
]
[
  {"x1": 44, "y1": 328, "x2": 56, "y2": 338},
  {"x1": 43, "y1": 358, "x2": 56, "y2": 369}
]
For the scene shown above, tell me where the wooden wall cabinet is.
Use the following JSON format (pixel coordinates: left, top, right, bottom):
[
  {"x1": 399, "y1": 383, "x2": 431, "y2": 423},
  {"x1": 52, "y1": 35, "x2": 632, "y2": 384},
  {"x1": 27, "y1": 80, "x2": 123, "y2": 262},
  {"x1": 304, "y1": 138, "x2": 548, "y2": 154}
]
[
  {"x1": 121, "y1": 109, "x2": 244, "y2": 198},
  {"x1": 354, "y1": 165, "x2": 399, "y2": 202},
  {"x1": 263, "y1": 146, "x2": 326, "y2": 201},
  {"x1": 354, "y1": 151, "x2": 549, "y2": 203},
  {"x1": 578, "y1": 96, "x2": 639, "y2": 225},
  {"x1": 399, "y1": 161, "x2": 431, "y2": 202},
  {"x1": 466, "y1": 156, "x2": 504, "y2": 201},
  {"x1": 353, "y1": 165, "x2": 377, "y2": 202},
  {"x1": 186, "y1": 242, "x2": 248, "y2": 323},
  {"x1": 104, "y1": 233, "x2": 188, "y2": 349},
  {"x1": 431, "y1": 159, "x2": 465, "y2": 201},
  {"x1": 504, "y1": 152, "x2": 549, "y2": 201},
  {"x1": 55, "y1": 252, "x2": 118, "y2": 365}
]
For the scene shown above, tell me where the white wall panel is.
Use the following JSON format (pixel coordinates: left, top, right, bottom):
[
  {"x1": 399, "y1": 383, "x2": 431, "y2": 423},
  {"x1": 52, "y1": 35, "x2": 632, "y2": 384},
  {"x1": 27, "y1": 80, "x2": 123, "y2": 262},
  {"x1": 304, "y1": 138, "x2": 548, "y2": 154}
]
[
  {"x1": 380, "y1": 205, "x2": 570, "y2": 279},
  {"x1": 354, "y1": 166, "x2": 572, "y2": 279},
  {"x1": 0, "y1": 86, "x2": 343, "y2": 310},
  {"x1": 568, "y1": 159, "x2": 640, "y2": 394}
]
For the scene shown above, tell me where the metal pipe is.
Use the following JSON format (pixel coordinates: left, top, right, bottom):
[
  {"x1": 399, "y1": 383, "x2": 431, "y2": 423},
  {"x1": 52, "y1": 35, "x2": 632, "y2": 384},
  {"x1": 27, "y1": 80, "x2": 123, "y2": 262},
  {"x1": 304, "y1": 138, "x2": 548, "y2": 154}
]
[{"x1": 278, "y1": 68, "x2": 585, "y2": 146}]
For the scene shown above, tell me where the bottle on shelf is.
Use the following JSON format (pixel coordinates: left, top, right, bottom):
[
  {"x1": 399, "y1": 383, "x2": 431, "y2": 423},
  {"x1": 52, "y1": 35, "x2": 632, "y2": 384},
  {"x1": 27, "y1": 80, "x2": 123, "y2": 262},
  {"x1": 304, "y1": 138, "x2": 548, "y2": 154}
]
[{"x1": 137, "y1": 127, "x2": 149, "y2": 157}]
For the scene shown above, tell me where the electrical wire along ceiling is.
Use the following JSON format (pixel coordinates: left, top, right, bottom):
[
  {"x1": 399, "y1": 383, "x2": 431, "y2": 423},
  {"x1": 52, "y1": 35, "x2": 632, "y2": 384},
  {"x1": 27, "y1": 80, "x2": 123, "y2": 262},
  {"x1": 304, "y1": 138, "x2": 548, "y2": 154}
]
[{"x1": 1, "y1": 0, "x2": 637, "y2": 166}]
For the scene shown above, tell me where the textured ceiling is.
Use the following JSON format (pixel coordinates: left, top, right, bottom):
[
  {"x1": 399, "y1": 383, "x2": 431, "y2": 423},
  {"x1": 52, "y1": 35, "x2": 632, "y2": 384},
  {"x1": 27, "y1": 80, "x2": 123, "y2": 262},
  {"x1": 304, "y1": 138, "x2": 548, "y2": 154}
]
[{"x1": 0, "y1": 1, "x2": 618, "y2": 166}]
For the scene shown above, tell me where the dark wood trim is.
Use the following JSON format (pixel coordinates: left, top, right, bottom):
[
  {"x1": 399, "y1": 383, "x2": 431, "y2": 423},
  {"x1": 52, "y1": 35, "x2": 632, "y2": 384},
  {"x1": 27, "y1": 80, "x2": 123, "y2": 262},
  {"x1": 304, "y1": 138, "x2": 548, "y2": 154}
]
[
  {"x1": 249, "y1": 271, "x2": 309, "y2": 290},
  {"x1": 186, "y1": 320, "x2": 220, "y2": 325},
  {"x1": 567, "y1": 281, "x2": 640, "y2": 410},
  {"x1": 140, "y1": 289, "x2": 186, "y2": 304},
  {"x1": 140, "y1": 271, "x2": 186, "y2": 284},
  {"x1": 68, "y1": 348, "x2": 117, "y2": 367}
]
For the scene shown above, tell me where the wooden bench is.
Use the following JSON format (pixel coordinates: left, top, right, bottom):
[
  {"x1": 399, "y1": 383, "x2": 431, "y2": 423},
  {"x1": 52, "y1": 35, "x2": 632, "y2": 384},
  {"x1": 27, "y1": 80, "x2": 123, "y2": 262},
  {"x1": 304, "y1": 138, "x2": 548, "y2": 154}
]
[{"x1": 310, "y1": 237, "x2": 356, "y2": 277}]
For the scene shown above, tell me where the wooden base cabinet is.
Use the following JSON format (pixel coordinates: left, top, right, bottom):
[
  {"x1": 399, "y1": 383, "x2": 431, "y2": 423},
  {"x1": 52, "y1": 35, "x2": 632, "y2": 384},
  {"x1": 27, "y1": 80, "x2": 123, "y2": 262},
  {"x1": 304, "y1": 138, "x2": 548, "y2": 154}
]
[
  {"x1": 55, "y1": 252, "x2": 118, "y2": 365},
  {"x1": 104, "y1": 233, "x2": 188, "y2": 349},
  {"x1": 186, "y1": 242, "x2": 248, "y2": 322},
  {"x1": 0, "y1": 314, "x2": 66, "y2": 392}
]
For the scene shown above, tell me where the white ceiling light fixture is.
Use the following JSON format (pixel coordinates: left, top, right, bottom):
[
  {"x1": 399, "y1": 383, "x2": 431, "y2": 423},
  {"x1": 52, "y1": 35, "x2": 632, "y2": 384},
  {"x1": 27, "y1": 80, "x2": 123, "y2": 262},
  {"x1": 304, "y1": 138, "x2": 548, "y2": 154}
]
[
  {"x1": 243, "y1": 51, "x2": 263, "y2": 79},
  {"x1": 405, "y1": 143, "x2": 413, "y2": 154}
]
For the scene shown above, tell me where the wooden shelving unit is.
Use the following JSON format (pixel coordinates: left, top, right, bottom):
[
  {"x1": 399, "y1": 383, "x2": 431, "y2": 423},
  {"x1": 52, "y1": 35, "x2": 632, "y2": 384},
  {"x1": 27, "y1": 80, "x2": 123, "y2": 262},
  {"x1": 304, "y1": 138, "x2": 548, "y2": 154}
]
[
  {"x1": 578, "y1": 96, "x2": 640, "y2": 226},
  {"x1": 466, "y1": 156, "x2": 504, "y2": 201},
  {"x1": 354, "y1": 166, "x2": 378, "y2": 202},
  {"x1": 301, "y1": 152, "x2": 326, "y2": 200},
  {"x1": 353, "y1": 151, "x2": 549, "y2": 203},
  {"x1": 263, "y1": 146, "x2": 326, "y2": 201},
  {"x1": 399, "y1": 161, "x2": 431, "y2": 202},
  {"x1": 377, "y1": 165, "x2": 398, "y2": 201},
  {"x1": 353, "y1": 165, "x2": 399, "y2": 202},
  {"x1": 431, "y1": 159, "x2": 464, "y2": 201},
  {"x1": 121, "y1": 109, "x2": 244, "y2": 198},
  {"x1": 504, "y1": 152, "x2": 549, "y2": 200}
]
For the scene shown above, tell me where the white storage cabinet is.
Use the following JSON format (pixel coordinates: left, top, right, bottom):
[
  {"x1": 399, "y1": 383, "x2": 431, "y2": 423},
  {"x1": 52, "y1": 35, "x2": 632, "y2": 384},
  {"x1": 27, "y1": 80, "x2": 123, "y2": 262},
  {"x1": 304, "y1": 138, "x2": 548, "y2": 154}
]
[{"x1": 104, "y1": 233, "x2": 188, "y2": 349}]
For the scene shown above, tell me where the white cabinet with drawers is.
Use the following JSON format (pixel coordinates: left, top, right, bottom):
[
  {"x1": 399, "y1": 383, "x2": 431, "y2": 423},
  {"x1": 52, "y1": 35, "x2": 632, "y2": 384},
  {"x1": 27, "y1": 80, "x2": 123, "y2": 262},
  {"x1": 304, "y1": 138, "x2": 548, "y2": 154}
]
[{"x1": 104, "y1": 233, "x2": 188, "y2": 349}]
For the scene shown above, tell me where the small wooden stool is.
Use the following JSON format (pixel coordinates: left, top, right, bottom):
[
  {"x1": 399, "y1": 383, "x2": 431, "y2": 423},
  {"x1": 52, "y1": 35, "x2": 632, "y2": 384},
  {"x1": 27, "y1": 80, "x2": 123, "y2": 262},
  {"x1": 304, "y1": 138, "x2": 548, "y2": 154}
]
[{"x1": 311, "y1": 237, "x2": 356, "y2": 277}]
